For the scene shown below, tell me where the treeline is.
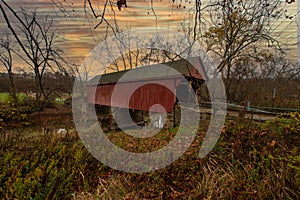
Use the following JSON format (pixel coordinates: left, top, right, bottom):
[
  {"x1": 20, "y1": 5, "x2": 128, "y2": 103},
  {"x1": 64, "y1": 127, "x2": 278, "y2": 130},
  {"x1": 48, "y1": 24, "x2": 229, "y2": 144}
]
[
  {"x1": 0, "y1": 72, "x2": 74, "y2": 95},
  {"x1": 199, "y1": 77, "x2": 300, "y2": 109},
  {"x1": 1, "y1": 0, "x2": 300, "y2": 112}
]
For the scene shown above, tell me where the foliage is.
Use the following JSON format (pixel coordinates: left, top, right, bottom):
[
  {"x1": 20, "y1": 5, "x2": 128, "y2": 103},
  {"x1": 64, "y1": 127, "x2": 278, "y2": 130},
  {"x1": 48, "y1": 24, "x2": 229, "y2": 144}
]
[
  {"x1": 0, "y1": 132, "x2": 102, "y2": 199},
  {"x1": 200, "y1": 0, "x2": 300, "y2": 102},
  {"x1": 1, "y1": 112, "x2": 299, "y2": 199},
  {"x1": 0, "y1": 104, "x2": 32, "y2": 127},
  {"x1": 0, "y1": 93, "x2": 26, "y2": 103},
  {"x1": 0, "y1": 94, "x2": 39, "y2": 126}
]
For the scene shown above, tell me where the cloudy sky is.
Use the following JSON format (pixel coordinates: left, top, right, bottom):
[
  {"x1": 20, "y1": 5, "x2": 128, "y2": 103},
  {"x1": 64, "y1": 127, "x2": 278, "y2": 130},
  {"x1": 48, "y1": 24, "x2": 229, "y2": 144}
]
[{"x1": 0, "y1": 0, "x2": 298, "y2": 68}]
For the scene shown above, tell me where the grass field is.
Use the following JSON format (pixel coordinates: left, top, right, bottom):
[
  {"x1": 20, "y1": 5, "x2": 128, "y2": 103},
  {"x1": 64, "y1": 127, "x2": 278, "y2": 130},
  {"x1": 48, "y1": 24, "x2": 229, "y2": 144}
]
[
  {"x1": 0, "y1": 110, "x2": 299, "y2": 199},
  {"x1": 0, "y1": 92, "x2": 70, "y2": 105},
  {"x1": 0, "y1": 92, "x2": 28, "y2": 103}
]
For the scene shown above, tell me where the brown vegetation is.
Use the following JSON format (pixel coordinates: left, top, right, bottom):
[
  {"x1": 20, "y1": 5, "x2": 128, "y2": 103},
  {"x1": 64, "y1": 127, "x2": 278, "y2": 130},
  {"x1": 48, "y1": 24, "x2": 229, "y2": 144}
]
[{"x1": 0, "y1": 110, "x2": 299, "y2": 199}]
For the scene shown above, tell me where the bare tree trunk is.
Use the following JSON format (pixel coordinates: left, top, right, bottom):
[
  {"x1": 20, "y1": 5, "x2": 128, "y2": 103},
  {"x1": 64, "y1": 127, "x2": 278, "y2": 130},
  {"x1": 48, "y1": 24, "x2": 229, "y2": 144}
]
[
  {"x1": 7, "y1": 70, "x2": 18, "y2": 107},
  {"x1": 0, "y1": 35, "x2": 18, "y2": 107},
  {"x1": 0, "y1": 0, "x2": 64, "y2": 110}
]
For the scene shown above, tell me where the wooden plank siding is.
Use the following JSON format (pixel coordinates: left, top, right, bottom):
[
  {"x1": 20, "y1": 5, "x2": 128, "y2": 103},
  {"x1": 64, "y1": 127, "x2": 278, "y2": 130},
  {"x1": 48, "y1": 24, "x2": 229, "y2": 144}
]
[{"x1": 86, "y1": 57, "x2": 207, "y2": 112}]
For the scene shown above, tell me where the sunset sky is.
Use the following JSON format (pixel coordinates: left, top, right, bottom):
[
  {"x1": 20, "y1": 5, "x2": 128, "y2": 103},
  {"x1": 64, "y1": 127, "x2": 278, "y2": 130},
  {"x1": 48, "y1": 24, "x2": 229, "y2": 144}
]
[{"x1": 0, "y1": 0, "x2": 298, "y2": 69}]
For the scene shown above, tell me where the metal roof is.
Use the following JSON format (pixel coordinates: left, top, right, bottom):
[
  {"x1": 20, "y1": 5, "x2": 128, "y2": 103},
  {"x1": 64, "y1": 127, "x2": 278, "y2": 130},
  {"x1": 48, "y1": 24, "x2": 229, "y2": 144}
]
[{"x1": 88, "y1": 57, "x2": 206, "y2": 85}]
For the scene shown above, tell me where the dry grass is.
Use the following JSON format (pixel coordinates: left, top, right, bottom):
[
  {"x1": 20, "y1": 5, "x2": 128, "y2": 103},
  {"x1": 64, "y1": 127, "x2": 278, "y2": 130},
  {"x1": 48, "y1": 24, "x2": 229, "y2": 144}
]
[{"x1": 1, "y1": 113, "x2": 299, "y2": 199}]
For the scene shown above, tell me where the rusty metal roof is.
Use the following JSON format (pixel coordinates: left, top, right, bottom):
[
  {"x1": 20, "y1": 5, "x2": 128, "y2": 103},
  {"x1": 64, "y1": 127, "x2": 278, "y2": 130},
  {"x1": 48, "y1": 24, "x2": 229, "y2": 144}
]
[{"x1": 88, "y1": 57, "x2": 206, "y2": 85}]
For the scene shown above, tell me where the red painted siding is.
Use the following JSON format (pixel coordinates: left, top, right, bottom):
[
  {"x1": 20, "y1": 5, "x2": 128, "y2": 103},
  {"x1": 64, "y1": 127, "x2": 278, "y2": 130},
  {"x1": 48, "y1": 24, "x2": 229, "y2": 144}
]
[{"x1": 87, "y1": 78, "x2": 184, "y2": 112}]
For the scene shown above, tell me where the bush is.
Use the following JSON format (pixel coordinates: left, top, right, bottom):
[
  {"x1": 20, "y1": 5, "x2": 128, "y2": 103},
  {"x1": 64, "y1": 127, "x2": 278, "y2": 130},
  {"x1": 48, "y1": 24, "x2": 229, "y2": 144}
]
[
  {"x1": 1, "y1": 113, "x2": 299, "y2": 199},
  {"x1": 0, "y1": 132, "x2": 102, "y2": 199}
]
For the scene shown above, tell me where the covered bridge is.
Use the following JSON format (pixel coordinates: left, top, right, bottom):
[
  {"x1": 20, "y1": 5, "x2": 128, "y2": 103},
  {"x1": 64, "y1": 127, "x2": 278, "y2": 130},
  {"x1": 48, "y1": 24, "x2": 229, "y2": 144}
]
[{"x1": 86, "y1": 57, "x2": 207, "y2": 113}]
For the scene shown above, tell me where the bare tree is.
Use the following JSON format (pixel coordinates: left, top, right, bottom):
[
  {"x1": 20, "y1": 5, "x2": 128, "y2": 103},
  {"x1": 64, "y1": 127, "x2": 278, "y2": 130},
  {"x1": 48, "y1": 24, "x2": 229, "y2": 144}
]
[
  {"x1": 0, "y1": 0, "x2": 64, "y2": 109},
  {"x1": 199, "y1": 0, "x2": 285, "y2": 100},
  {"x1": 0, "y1": 35, "x2": 18, "y2": 106},
  {"x1": 50, "y1": 0, "x2": 297, "y2": 107}
]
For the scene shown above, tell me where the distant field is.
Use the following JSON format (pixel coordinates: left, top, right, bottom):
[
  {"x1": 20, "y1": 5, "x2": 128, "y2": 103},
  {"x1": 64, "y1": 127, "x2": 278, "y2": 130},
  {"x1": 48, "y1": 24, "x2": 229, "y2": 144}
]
[
  {"x1": 0, "y1": 92, "x2": 28, "y2": 103},
  {"x1": 0, "y1": 92, "x2": 70, "y2": 104}
]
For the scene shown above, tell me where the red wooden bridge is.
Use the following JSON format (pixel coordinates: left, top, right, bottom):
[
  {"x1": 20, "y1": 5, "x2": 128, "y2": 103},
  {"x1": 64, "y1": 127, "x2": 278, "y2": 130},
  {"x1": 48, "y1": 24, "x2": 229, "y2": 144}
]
[{"x1": 86, "y1": 57, "x2": 207, "y2": 113}]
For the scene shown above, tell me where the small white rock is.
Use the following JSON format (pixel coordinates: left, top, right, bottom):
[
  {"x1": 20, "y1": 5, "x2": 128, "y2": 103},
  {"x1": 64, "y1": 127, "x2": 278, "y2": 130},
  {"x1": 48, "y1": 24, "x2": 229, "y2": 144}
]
[{"x1": 57, "y1": 128, "x2": 67, "y2": 134}]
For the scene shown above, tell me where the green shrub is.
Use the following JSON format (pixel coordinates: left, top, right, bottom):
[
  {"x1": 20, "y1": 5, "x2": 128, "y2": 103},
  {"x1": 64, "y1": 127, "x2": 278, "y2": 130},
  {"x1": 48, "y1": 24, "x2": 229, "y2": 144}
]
[
  {"x1": 1, "y1": 113, "x2": 299, "y2": 199},
  {"x1": 0, "y1": 133, "x2": 102, "y2": 199}
]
